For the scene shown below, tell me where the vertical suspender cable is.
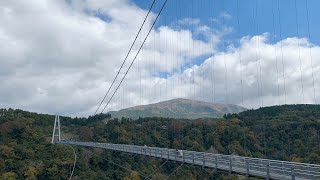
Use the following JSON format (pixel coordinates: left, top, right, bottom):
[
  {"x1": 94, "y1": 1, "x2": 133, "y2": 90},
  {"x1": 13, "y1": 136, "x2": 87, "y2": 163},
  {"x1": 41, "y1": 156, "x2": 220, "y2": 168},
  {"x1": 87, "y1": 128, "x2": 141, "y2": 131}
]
[
  {"x1": 236, "y1": 0, "x2": 247, "y2": 154},
  {"x1": 277, "y1": 0, "x2": 286, "y2": 156},
  {"x1": 253, "y1": 0, "x2": 260, "y2": 108},
  {"x1": 305, "y1": 0, "x2": 318, "y2": 157},
  {"x1": 305, "y1": 0, "x2": 316, "y2": 104},
  {"x1": 272, "y1": 0, "x2": 281, "y2": 106},
  {"x1": 222, "y1": 0, "x2": 229, "y2": 105},
  {"x1": 277, "y1": 0, "x2": 287, "y2": 104},
  {"x1": 294, "y1": 0, "x2": 305, "y2": 104},
  {"x1": 237, "y1": 0, "x2": 244, "y2": 107},
  {"x1": 179, "y1": 0, "x2": 183, "y2": 150},
  {"x1": 256, "y1": 1, "x2": 263, "y2": 107}
]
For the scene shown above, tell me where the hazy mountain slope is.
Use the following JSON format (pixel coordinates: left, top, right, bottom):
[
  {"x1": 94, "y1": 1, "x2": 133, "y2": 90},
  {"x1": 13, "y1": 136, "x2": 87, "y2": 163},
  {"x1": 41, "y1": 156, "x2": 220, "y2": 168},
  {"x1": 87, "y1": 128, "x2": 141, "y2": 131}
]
[{"x1": 108, "y1": 98, "x2": 247, "y2": 119}]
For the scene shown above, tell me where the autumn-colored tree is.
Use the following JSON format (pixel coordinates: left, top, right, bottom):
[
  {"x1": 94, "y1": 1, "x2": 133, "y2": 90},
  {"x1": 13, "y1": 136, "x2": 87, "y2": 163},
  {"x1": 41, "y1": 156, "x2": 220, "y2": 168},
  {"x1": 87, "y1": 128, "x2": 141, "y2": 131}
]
[
  {"x1": 24, "y1": 166, "x2": 38, "y2": 180},
  {"x1": 123, "y1": 171, "x2": 140, "y2": 180},
  {"x1": 2, "y1": 172, "x2": 17, "y2": 180}
]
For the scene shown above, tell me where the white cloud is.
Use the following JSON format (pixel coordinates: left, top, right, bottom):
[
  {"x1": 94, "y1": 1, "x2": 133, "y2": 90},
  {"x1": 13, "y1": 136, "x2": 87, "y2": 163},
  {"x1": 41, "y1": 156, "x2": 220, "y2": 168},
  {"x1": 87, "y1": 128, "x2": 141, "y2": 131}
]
[
  {"x1": 161, "y1": 34, "x2": 320, "y2": 109},
  {"x1": 211, "y1": 11, "x2": 232, "y2": 24},
  {"x1": 178, "y1": 18, "x2": 200, "y2": 25},
  {"x1": 0, "y1": 0, "x2": 219, "y2": 116},
  {"x1": 0, "y1": 0, "x2": 319, "y2": 117}
]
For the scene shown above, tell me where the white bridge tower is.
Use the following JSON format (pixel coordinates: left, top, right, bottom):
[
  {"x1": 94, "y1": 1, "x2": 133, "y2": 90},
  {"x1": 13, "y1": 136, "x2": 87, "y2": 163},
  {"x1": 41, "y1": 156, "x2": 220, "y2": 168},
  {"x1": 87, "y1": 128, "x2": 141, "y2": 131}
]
[{"x1": 51, "y1": 115, "x2": 61, "y2": 143}]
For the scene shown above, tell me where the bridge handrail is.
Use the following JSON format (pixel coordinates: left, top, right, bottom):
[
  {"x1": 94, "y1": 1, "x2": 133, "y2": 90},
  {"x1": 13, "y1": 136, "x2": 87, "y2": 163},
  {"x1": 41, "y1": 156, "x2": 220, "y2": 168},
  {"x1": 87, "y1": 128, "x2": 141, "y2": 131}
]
[{"x1": 57, "y1": 141, "x2": 320, "y2": 180}]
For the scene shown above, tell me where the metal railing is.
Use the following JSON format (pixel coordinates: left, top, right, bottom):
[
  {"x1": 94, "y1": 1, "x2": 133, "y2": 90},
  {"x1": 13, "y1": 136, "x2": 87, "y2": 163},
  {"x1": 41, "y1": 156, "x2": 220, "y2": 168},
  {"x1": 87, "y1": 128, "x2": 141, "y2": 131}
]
[{"x1": 57, "y1": 141, "x2": 320, "y2": 180}]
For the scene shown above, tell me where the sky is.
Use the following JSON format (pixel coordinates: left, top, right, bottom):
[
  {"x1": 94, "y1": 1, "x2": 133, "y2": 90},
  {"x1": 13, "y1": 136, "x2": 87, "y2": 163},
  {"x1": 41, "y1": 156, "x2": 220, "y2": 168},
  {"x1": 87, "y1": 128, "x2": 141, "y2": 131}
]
[{"x1": 1, "y1": 0, "x2": 320, "y2": 117}]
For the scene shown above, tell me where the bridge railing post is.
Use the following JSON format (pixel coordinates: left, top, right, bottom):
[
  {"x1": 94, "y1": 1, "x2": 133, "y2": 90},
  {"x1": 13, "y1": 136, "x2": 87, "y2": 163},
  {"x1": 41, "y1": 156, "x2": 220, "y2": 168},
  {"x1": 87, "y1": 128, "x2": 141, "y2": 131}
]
[
  {"x1": 246, "y1": 158, "x2": 249, "y2": 178},
  {"x1": 215, "y1": 156, "x2": 218, "y2": 173},
  {"x1": 175, "y1": 150, "x2": 177, "y2": 161},
  {"x1": 267, "y1": 161, "x2": 270, "y2": 180},
  {"x1": 202, "y1": 153, "x2": 205, "y2": 168},
  {"x1": 183, "y1": 151, "x2": 185, "y2": 162},
  {"x1": 229, "y1": 156, "x2": 232, "y2": 174},
  {"x1": 291, "y1": 165, "x2": 295, "y2": 180},
  {"x1": 192, "y1": 153, "x2": 195, "y2": 165}
]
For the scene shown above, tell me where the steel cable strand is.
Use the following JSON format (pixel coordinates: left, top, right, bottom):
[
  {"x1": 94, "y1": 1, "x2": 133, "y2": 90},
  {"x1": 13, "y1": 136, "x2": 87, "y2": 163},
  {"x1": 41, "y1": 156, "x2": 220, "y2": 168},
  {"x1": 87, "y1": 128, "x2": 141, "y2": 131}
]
[
  {"x1": 271, "y1": 0, "x2": 281, "y2": 105},
  {"x1": 81, "y1": 147, "x2": 151, "y2": 180},
  {"x1": 305, "y1": 0, "x2": 316, "y2": 104},
  {"x1": 145, "y1": 159, "x2": 169, "y2": 179},
  {"x1": 165, "y1": 162, "x2": 184, "y2": 179},
  {"x1": 94, "y1": 0, "x2": 156, "y2": 115},
  {"x1": 277, "y1": 0, "x2": 287, "y2": 104},
  {"x1": 100, "y1": 0, "x2": 169, "y2": 113},
  {"x1": 60, "y1": 128, "x2": 77, "y2": 180},
  {"x1": 68, "y1": 145, "x2": 77, "y2": 180},
  {"x1": 294, "y1": 0, "x2": 305, "y2": 104}
]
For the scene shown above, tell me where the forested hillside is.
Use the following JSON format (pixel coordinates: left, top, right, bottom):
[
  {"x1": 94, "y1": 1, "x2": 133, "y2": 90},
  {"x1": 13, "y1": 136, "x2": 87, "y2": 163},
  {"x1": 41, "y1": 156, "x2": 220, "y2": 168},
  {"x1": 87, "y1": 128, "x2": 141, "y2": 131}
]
[{"x1": 1, "y1": 105, "x2": 319, "y2": 179}]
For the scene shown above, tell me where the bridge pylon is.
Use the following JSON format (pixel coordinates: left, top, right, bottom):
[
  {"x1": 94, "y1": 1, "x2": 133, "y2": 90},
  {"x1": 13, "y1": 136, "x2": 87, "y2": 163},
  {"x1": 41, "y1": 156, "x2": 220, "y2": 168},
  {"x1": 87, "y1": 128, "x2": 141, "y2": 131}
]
[{"x1": 51, "y1": 115, "x2": 61, "y2": 144}]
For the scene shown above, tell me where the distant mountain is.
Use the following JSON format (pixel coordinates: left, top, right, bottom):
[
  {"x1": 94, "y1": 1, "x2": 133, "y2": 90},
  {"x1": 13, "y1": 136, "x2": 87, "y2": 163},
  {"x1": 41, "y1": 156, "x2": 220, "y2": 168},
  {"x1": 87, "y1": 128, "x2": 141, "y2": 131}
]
[{"x1": 108, "y1": 98, "x2": 247, "y2": 119}]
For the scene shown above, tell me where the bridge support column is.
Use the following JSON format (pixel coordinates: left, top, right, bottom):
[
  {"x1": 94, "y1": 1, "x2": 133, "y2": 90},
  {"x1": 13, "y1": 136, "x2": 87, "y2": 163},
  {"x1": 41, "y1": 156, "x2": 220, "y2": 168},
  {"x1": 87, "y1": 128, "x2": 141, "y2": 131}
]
[
  {"x1": 51, "y1": 115, "x2": 61, "y2": 144},
  {"x1": 167, "y1": 150, "x2": 169, "y2": 160}
]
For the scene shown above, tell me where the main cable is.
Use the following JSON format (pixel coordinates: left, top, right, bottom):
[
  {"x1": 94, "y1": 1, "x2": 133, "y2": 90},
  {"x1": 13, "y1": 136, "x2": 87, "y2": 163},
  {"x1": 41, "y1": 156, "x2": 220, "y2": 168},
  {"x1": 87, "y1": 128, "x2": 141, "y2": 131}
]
[
  {"x1": 100, "y1": 0, "x2": 169, "y2": 114},
  {"x1": 93, "y1": 0, "x2": 156, "y2": 115}
]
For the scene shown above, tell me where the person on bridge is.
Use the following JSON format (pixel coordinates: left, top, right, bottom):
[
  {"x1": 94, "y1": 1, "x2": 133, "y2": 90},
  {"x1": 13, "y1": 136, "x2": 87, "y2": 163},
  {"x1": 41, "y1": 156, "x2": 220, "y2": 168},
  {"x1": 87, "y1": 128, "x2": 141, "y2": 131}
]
[
  {"x1": 178, "y1": 150, "x2": 183, "y2": 157},
  {"x1": 143, "y1": 145, "x2": 147, "y2": 154}
]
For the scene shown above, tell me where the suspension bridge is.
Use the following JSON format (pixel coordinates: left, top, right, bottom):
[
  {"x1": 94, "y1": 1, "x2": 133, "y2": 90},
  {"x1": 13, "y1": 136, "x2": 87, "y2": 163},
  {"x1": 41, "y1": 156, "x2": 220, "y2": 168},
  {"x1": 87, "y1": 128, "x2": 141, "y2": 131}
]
[
  {"x1": 50, "y1": 0, "x2": 320, "y2": 179},
  {"x1": 52, "y1": 115, "x2": 320, "y2": 180}
]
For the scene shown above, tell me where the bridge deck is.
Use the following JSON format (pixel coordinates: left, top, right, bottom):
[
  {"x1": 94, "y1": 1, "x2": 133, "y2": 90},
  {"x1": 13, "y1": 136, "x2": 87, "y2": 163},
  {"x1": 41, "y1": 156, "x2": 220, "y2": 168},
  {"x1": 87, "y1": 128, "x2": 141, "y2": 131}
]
[{"x1": 57, "y1": 141, "x2": 320, "y2": 180}]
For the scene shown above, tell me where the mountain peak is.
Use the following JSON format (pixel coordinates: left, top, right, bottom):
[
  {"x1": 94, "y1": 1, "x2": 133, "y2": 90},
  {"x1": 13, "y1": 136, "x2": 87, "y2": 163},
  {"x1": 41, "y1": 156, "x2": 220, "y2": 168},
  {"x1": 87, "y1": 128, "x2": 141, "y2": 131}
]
[{"x1": 108, "y1": 98, "x2": 247, "y2": 120}]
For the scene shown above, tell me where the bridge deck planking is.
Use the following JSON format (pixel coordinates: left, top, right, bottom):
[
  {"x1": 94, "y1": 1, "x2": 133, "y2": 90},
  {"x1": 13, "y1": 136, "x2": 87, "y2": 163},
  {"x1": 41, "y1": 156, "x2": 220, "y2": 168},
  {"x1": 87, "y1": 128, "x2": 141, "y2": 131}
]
[{"x1": 56, "y1": 141, "x2": 320, "y2": 180}]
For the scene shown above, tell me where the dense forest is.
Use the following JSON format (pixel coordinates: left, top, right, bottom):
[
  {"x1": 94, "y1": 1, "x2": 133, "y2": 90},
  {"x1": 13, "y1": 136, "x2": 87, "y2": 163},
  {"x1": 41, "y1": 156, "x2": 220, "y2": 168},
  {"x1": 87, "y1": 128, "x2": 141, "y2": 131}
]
[{"x1": 0, "y1": 105, "x2": 319, "y2": 179}]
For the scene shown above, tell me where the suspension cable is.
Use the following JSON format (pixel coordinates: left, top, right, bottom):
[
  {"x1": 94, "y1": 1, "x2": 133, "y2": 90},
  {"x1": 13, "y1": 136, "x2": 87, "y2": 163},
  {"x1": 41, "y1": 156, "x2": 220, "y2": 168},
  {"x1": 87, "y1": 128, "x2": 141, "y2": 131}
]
[
  {"x1": 60, "y1": 128, "x2": 77, "y2": 180},
  {"x1": 146, "y1": 159, "x2": 169, "y2": 178},
  {"x1": 81, "y1": 147, "x2": 151, "y2": 180},
  {"x1": 100, "y1": 0, "x2": 169, "y2": 114},
  {"x1": 166, "y1": 162, "x2": 184, "y2": 179},
  {"x1": 68, "y1": 145, "x2": 77, "y2": 180},
  {"x1": 93, "y1": 0, "x2": 156, "y2": 115}
]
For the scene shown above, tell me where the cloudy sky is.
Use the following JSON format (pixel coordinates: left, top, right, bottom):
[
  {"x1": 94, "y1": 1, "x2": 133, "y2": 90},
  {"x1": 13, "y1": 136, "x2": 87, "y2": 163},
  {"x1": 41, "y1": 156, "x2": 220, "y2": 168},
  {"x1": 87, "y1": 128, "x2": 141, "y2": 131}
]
[{"x1": 1, "y1": 0, "x2": 320, "y2": 117}]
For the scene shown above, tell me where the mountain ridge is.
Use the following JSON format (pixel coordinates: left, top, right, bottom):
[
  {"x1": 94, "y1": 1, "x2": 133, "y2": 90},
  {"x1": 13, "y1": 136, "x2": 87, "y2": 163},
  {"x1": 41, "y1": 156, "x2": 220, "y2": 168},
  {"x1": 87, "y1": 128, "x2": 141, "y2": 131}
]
[{"x1": 108, "y1": 98, "x2": 247, "y2": 119}]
